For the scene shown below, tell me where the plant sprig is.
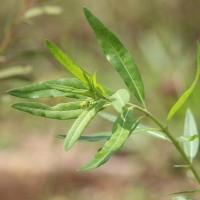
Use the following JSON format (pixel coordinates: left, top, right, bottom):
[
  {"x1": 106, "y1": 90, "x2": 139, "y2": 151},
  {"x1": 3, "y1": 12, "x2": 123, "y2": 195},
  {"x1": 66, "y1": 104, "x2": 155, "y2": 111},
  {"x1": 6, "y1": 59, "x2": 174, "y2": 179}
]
[{"x1": 7, "y1": 7, "x2": 200, "y2": 197}]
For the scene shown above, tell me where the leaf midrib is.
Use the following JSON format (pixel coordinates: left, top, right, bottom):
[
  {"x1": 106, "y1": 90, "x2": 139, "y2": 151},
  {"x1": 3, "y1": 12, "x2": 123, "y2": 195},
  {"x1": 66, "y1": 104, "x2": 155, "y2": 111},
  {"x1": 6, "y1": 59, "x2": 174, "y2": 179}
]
[
  {"x1": 106, "y1": 38, "x2": 143, "y2": 103},
  {"x1": 86, "y1": 108, "x2": 131, "y2": 169}
]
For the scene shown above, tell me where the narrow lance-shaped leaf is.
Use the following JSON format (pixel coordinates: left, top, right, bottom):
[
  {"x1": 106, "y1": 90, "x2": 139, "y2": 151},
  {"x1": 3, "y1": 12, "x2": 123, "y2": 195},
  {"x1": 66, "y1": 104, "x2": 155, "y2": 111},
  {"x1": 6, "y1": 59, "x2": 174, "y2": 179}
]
[
  {"x1": 56, "y1": 132, "x2": 111, "y2": 142},
  {"x1": 64, "y1": 101, "x2": 106, "y2": 151},
  {"x1": 57, "y1": 125, "x2": 169, "y2": 143},
  {"x1": 110, "y1": 89, "x2": 130, "y2": 112},
  {"x1": 99, "y1": 111, "x2": 169, "y2": 141},
  {"x1": 172, "y1": 197, "x2": 192, "y2": 200},
  {"x1": 46, "y1": 40, "x2": 92, "y2": 85},
  {"x1": 178, "y1": 135, "x2": 199, "y2": 143},
  {"x1": 172, "y1": 189, "x2": 200, "y2": 195},
  {"x1": 7, "y1": 78, "x2": 87, "y2": 99},
  {"x1": 12, "y1": 101, "x2": 83, "y2": 120},
  {"x1": 91, "y1": 73, "x2": 107, "y2": 97},
  {"x1": 183, "y1": 109, "x2": 199, "y2": 162},
  {"x1": 78, "y1": 107, "x2": 138, "y2": 171},
  {"x1": 167, "y1": 43, "x2": 200, "y2": 121},
  {"x1": 47, "y1": 84, "x2": 94, "y2": 98},
  {"x1": 83, "y1": 7, "x2": 145, "y2": 104}
]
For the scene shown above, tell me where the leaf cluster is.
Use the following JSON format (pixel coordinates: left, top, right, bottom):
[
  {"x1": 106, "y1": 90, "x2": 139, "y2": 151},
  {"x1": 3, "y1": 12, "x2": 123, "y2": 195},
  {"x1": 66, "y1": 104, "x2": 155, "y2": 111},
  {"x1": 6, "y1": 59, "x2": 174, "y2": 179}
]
[{"x1": 7, "y1": 6, "x2": 200, "y2": 188}]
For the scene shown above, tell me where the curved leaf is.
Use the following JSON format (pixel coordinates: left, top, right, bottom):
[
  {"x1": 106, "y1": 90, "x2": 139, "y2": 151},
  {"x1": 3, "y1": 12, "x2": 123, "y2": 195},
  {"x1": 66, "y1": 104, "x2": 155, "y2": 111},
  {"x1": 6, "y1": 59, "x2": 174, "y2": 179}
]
[
  {"x1": 110, "y1": 89, "x2": 130, "y2": 112},
  {"x1": 78, "y1": 107, "x2": 138, "y2": 171},
  {"x1": 172, "y1": 197, "x2": 192, "y2": 200},
  {"x1": 83, "y1": 7, "x2": 145, "y2": 104},
  {"x1": 47, "y1": 84, "x2": 93, "y2": 98},
  {"x1": 172, "y1": 189, "x2": 200, "y2": 195},
  {"x1": 12, "y1": 101, "x2": 83, "y2": 120},
  {"x1": 24, "y1": 6, "x2": 62, "y2": 19},
  {"x1": 183, "y1": 109, "x2": 199, "y2": 162},
  {"x1": 99, "y1": 112, "x2": 169, "y2": 141},
  {"x1": 64, "y1": 101, "x2": 106, "y2": 151},
  {"x1": 167, "y1": 43, "x2": 200, "y2": 121},
  {"x1": 56, "y1": 132, "x2": 111, "y2": 142},
  {"x1": 7, "y1": 78, "x2": 87, "y2": 99},
  {"x1": 98, "y1": 111, "x2": 117, "y2": 122},
  {"x1": 46, "y1": 40, "x2": 92, "y2": 84}
]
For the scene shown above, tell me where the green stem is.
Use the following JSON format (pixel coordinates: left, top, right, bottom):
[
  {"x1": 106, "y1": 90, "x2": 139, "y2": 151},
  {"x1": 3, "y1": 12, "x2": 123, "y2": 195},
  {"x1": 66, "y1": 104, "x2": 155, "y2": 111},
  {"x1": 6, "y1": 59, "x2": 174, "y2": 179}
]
[{"x1": 133, "y1": 105, "x2": 200, "y2": 184}]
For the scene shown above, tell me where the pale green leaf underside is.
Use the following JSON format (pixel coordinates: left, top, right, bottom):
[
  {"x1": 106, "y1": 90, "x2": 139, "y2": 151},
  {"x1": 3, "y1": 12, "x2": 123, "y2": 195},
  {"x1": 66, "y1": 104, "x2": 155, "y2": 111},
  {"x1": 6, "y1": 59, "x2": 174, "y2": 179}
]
[
  {"x1": 57, "y1": 125, "x2": 168, "y2": 143},
  {"x1": 83, "y1": 7, "x2": 145, "y2": 104},
  {"x1": 46, "y1": 40, "x2": 92, "y2": 84},
  {"x1": 178, "y1": 135, "x2": 199, "y2": 142},
  {"x1": 183, "y1": 109, "x2": 199, "y2": 162},
  {"x1": 24, "y1": 5, "x2": 62, "y2": 19},
  {"x1": 64, "y1": 101, "x2": 105, "y2": 151},
  {"x1": 167, "y1": 43, "x2": 200, "y2": 121},
  {"x1": 12, "y1": 101, "x2": 83, "y2": 120},
  {"x1": 174, "y1": 164, "x2": 191, "y2": 168},
  {"x1": 99, "y1": 111, "x2": 169, "y2": 141},
  {"x1": 47, "y1": 84, "x2": 93, "y2": 98},
  {"x1": 110, "y1": 89, "x2": 130, "y2": 112},
  {"x1": 172, "y1": 197, "x2": 192, "y2": 200},
  {"x1": 78, "y1": 107, "x2": 137, "y2": 171},
  {"x1": 7, "y1": 78, "x2": 87, "y2": 99}
]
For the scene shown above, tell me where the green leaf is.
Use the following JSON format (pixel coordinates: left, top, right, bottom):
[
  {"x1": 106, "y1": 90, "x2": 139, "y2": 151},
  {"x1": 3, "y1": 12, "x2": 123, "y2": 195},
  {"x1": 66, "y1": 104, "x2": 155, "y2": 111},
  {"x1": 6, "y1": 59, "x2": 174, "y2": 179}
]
[
  {"x1": 172, "y1": 197, "x2": 192, "y2": 200},
  {"x1": 98, "y1": 111, "x2": 117, "y2": 122},
  {"x1": 183, "y1": 109, "x2": 199, "y2": 162},
  {"x1": 23, "y1": 5, "x2": 62, "y2": 19},
  {"x1": 174, "y1": 165, "x2": 191, "y2": 168},
  {"x1": 57, "y1": 126, "x2": 168, "y2": 142},
  {"x1": 135, "y1": 124, "x2": 170, "y2": 141},
  {"x1": 64, "y1": 101, "x2": 106, "y2": 151},
  {"x1": 55, "y1": 132, "x2": 111, "y2": 142},
  {"x1": 46, "y1": 40, "x2": 92, "y2": 84},
  {"x1": 83, "y1": 7, "x2": 145, "y2": 104},
  {"x1": 78, "y1": 107, "x2": 138, "y2": 171},
  {"x1": 47, "y1": 84, "x2": 93, "y2": 98},
  {"x1": 91, "y1": 72, "x2": 107, "y2": 97},
  {"x1": 167, "y1": 43, "x2": 200, "y2": 121},
  {"x1": 110, "y1": 89, "x2": 130, "y2": 112},
  {"x1": 172, "y1": 189, "x2": 200, "y2": 195},
  {"x1": 12, "y1": 101, "x2": 83, "y2": 120},
  {"x1": 99, "y1": 112, "x2": 169, "y2": 141},
  {"x1": 7, "y1": 78, "x2": 87, "y2": 99},
  {"x1": 178, "y1": 135, "x2": 199, "y2": 142}
]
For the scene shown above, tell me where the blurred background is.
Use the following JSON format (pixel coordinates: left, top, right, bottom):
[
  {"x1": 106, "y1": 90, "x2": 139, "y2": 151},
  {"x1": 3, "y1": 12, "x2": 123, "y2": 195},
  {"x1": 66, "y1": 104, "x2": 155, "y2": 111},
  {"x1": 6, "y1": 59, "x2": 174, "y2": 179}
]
[{"x1": 0, "y1": 0, "x2": 200, "y2": 199}]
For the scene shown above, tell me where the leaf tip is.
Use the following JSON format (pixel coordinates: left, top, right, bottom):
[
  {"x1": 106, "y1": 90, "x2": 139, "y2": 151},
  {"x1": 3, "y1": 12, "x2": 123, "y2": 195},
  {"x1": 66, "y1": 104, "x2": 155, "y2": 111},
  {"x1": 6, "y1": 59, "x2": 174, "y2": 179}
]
[
  {"x1": 6, "y1": 89, "x2": 13, "y2": 95},
  {"x1": 45, "y1": 39, "x2": 53, "y2": 48},
  {"x1": 82, "y1": 6, "x2": 89, "y2": 13}
]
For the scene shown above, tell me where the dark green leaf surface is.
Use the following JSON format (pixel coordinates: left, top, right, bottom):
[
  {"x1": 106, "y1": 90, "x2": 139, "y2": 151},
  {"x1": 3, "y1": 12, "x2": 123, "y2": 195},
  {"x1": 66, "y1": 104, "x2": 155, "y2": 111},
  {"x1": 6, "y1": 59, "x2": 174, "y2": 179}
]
[
  {"x1": 46, "y1": 40, "x2": 92, "y2": 84},
  {"x1": 167, "y1": 43, "x2": 200, "y2": 121},
  {"x1": 7, "y1": 78, "x2": 87, "y2": 99},
  {"x1": 78, "y1": 107, "x2": 137, "y2": 171},
  {"x1": 12, "y1": 101, "x2": 83, "y2": 120},
  {"x1": 56, "y1": 132, "x2": 111, "y2": 142},
  {"x1": 110, "y1": 89, "x2": 130, "y2": 112},
  {"x1": 64, "y1": 101, "x2": 106, "y2": 151},
  {"x1": 183, "y1": 109, "x2": 199, "y2": 162},
  {"x1": 83, "y1": 7, "x2": 145, "y2": 104}
]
